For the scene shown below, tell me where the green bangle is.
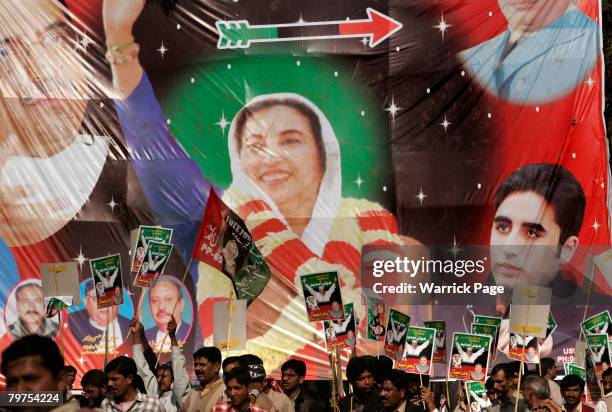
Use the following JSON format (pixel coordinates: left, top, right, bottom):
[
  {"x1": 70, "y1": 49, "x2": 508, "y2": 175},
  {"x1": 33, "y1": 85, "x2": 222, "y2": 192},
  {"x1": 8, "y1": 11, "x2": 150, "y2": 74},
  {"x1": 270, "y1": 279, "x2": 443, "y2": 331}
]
[{"x1": 107, "y1": 39, "x2": 135, "y2": 53}]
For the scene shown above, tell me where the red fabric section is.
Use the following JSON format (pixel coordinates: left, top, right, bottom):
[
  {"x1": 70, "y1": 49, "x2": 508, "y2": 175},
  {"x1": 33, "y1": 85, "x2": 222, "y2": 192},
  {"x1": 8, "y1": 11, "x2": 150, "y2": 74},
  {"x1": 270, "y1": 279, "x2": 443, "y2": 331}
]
[
  {"x1": 266, "y1": 238, "x2": 317, "y2": 282},
  {"x1": 251, "y1": 219, "x2": 287, "y2": 240},
  {"x1": 357, "y1": 210, "x2": 398, "y2": 233},
  {"x1": 322, "y1": 241, "x2": 360, "y2": 274}
]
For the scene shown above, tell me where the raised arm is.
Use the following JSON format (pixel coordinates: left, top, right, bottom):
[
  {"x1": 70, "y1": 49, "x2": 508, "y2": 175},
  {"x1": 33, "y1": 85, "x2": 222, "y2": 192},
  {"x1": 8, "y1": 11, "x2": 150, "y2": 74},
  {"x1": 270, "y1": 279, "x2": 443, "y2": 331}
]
[
  {"x1": 397, "y1": 325, "x2": 407, "y2": 340},
  {"x1": 391, "y1": 320, "x2": 399, "y2": 339},
  {"x1": 324, "y1": 283, "x2": 337, "y2": 301},
  {"x1": 103, "y1": 0, "x2": 213, "y2": 274},
  {"x1": 102, "y1": 0, "x2": 145, "y2": 98},
  {"x1": 168, "y1": 317, "x2": 191, "y2": 406},
  {"x1": 470, "y1": 391, "x2": 486, "y2": 407},
  {"x1": 597, "y1": 344, "x2": 606, "y2": 358},
  {"x1": 474, "y1": 347, "x2": 486, "y2": 358},
  {"x1": 417, "y1": 340, "x2": 431, "y2": 353},
  {"x1": 109, "y1": 268, "x2": 119, "y2": 284},
  {"x1": 456, "y1": 343, "x2": 466, "y2": 357},
  {"x1": 341, "y1": 314, "x2": 352, "y2": 331},
  {"x1": 304, "y1": 284, "x2": 316, "y2": 298},
  {"x1": 131, "y1": 319, "x2": 159, "y2": 396}
]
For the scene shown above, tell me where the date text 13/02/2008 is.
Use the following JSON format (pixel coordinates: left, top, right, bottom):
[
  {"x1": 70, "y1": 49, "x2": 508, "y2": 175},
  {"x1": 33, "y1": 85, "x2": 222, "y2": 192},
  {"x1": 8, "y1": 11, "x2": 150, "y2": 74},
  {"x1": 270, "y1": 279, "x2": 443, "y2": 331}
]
[{"x1": 372, "y1": 282, "x2": 505, "y2": 296}]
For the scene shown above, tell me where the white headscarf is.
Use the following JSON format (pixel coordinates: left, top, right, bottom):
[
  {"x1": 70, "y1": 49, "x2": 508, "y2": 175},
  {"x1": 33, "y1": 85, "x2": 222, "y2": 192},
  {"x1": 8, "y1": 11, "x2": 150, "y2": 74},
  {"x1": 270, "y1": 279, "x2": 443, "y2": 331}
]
[{"x1": 227, "y1": 93, "x2": 342, "y2": 257}]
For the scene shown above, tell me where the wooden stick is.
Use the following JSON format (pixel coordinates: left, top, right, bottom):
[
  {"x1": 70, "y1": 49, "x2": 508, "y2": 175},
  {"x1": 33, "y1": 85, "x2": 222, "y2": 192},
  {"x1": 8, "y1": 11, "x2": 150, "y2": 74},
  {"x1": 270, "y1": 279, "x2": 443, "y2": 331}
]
[
  {"x1": 514, "y1": 334, "x2": 526, "y2": 412},
  {"x1": 445, "y1": 377, "x2": 451, "y2": 411},
  {"x1": 104, "y1": 307, "x2": 110, "y2": 366},
  {"x1": 420, "y1": 373, "x2": 426, "y2": 410},
  {"x1": 225, "y1": 291, "x2": 234, "y2": 358},
  {"x1": 579, "y1": 259, "x2": 596, "y2": 342}
]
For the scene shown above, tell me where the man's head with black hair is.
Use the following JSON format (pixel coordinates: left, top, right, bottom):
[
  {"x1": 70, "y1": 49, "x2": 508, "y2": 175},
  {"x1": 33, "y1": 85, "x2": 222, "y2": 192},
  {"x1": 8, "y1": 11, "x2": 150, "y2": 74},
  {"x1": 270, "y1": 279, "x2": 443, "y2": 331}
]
[
  {"x1": 490, "y1": 363, "x2": 515, "y2": 400},
  {"x1": 193, "y1": 346, "x2": 221, "y2": 387},
  {"x1": 380, "y1": 369, "x2": 408, "y2": 410},
  {"x1": 224, "y1": 367, "x2": 252, "y2": 409},
  {"x1": 560, "y1": 374, "x2": 584, "y2": 410},
  {"x1": 62, "y1": 365, "x2": 77, "y2": 388},
  {"x1": 223, "y1": 356, "x2": 241, "y2": 375},
  {"x1": 490, "y1": 163, "x2": 584, "y2": 289},
  {"x1": 81, "y1": 369, "x2": 108, "y2": 408},
  {"x1": 540, "y1": 358, "x2": 557, "y2": 378},
  {"x1": 281, "y1": 359, "x2": 306, "y2": 396},
  {"x1": 1, "y1": 335, "x2": 64, "y2": 398},
  {"x1": 602, "y1": 367, "x2": 611, "y2": 395},
  {"x1": 104, "y1": 356, "x2": 138, "y2": 402},
  {"x1": 156, "y1": 363, "x2": 173, "y2": 393},
  {"x1": 239, "y1": 354, "x2": 264, "y2": 367},
  {"x1": 376, "y1": 356, "x2": 394, "y2": 384},
  {"x1": 346, "y1": 356, "x2": 377, "y2": 394}
]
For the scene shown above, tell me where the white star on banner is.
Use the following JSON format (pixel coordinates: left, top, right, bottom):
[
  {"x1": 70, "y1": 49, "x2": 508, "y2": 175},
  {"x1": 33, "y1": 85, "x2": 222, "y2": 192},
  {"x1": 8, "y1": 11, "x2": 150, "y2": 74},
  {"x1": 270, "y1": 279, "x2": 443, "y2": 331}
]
[
  {"x1": 157, "y1": 42, "x2": 169, "y2": 58},
  {"x1": 433, "y1": 13, "x2": 452, "y2": 39},
  {"x1": 384, "y1": 97, "x2": 402, "y2": 120},
  {"x1": 591, "y1": 219, "x2": 601, "y2": 233},
  {"x1": 79, "y1": 34, "x2": 92, "y2": 50},
  {"x1": 216, "y1": 111, "x2": 229, "y2": 135},
  {"x1": 107, "y1": 196, "x2": 118, "y2": 213},
  {"x1": 585, "y1": 77, "x2": 595, "y2": 87},
  {"x1": 74, "y1": 246, "x2": 87, "y2": 270},
  {"x1": 448, "y1": 235, "x2": 463, "y2": 257},
  {"x1": 440, "y1": 116, "x2": 451, "y2": 131},
  {"x1": 415, "y1": 188, "x2": 427, "y2": 205},
  {"x1": 354, "y1": 174, "x2": 364, "y2": 188}
]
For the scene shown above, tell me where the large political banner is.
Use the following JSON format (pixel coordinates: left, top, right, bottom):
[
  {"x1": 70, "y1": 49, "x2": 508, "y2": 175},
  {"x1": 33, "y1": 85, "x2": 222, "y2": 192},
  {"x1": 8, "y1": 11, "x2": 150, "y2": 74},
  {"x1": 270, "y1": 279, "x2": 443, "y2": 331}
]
[{"x1": 0, "y1": 0, "x2": 608, "y2": 382}]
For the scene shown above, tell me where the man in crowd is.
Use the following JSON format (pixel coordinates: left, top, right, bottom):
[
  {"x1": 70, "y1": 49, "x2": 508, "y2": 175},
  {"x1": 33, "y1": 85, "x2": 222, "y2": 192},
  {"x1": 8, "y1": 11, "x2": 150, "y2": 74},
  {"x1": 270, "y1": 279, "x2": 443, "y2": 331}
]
[
  {"x1": 596, "y1": 368, "x2": 612, "y2": 412},
  {"x1": 379, "y1": 369, "x2": 408, "y2": 412},
  {"x1": 8, "y1": 281, "x2": 58, "y2": 339},
  {"x1": 281, "y1": 359, "x2": 325, "y2": 412},
  {"x1": 146, "y1": 279, "x2": 189, "y2": 349},
  {"x1": 62, "y1": 365, "x2": 77, "y2": 401},
  {"x1": 62, "y1": 365, "x2": 77, "y2": 391},
  {"x1": 339, "y1": 356, "x2": 382, "y2": 412},
  {"x1": 223, "y1": 356, "x2": 241, "y2": 375},
  {"x1": 213, "y1": 367, "x2": 267, "y2": 412},
  {"x1": 81, "y1": 369, "x2": 109, "y2": 408},
  {"x1": 540, "y1": 358, "x2": 563, "y2": 405},
  {"x1": 239, "y1": 354, "x2": 292, "y2": 412},
  {"x1": 484, "y1": 363, "x2": 526, "y2": 412},
  {"x1": 485, "y1": 378, "x2": 498, "y2": 406},
  {"x1": 102, "y1": 356, "x2": 164, "y2": 412},
  {"x1": 521, "y1": 375, "x2": 563, "y2": 412},
  {"x1": 132, "y1": 316, "x2": 190, "y2": 412},
  {"x1": 560, "y1": 375, "x2": 589, "y2": 412},
  {"x1": 1, "y1": 334, "x2": 79, "y2": 412},
  {"x1": 180, "y1": 346, "x2": 225, "y2": 412}
]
